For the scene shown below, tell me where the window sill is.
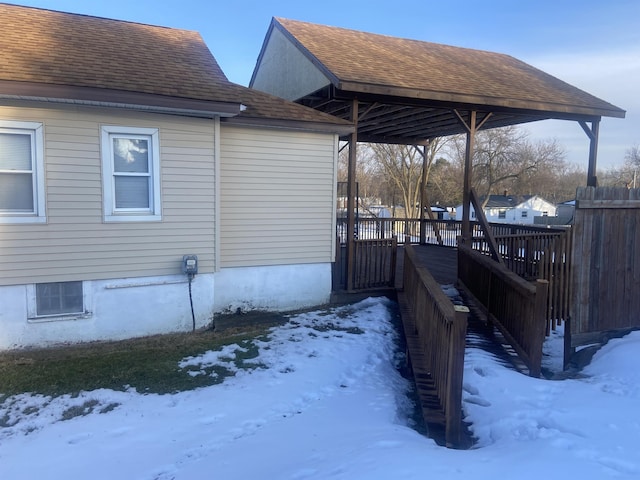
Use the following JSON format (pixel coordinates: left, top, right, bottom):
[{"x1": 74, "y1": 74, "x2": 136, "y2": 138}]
[
  {"x1": 104, "y1": 214, "x2": 161, "y2": 223},
  {"x1": 0, "y1": 216, "x2": 46, "y2": 224},
  {"x1": 28, "y1": 312, "x2": 93, "y2": 323}
]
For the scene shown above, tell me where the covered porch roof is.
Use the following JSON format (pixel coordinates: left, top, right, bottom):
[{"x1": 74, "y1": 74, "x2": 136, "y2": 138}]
[
  {"x1": 250, "y1": 17, "x2": 626, "y2": 290},
  {"x1": 251, "y1": 17, "x2": 625, "y2": 145}
]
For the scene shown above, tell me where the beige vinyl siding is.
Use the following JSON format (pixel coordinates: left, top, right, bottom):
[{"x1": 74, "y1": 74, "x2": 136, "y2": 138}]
[
  {"x1": 220, "y1": 125, "x2": 336, "y2": 267},
  {"x1": 0, "y1": 102, "x2": 216, "y2": 286}
]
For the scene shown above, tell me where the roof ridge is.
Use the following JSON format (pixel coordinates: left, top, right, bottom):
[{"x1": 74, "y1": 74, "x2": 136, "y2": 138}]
[
  {"x1": 274, "y1": 17, "x2": 517, "y2": 60},
  {"x1": 0, "y1": 2, "x2": 190, "y2": 33}
]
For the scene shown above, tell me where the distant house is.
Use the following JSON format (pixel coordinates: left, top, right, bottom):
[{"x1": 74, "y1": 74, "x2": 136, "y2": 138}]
[
  {"x1": 0, "y1": 4, "x2": 350, "y2": 350},
  {"x1": 547, "y1": 200, "x2": 575, "y2": 225},
  {"x1": 454, "y1": 195, "x2": 556, "y2": 225}
]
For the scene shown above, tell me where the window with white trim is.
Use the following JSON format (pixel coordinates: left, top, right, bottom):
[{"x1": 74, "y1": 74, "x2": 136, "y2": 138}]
[
  {"x1": 101, "y1": 126, "x2": 161, "y2": 222},
  {"x1": 0, "y1": 120, "x2": 46, "y2": 223},
  {"x1": 498, "y1": 210, "x2": 506, "y2": 219},
  {"x1": 521, "y1": 210, "x2": 528, "y2": 218},
  {"x1": 37, "y1": 281, "x2": 83, "y2": 316},
  {"x1": 27, "y1": 281, "x2": 91, "y2": 321}
]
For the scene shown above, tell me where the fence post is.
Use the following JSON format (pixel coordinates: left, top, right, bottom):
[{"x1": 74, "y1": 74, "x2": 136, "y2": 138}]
[
  {"x1": 529, "y1": 279, "x2": 549, "y2": 377},
  {"x1": 445, "y1": 307, "x2": 468, "y2": 448}
]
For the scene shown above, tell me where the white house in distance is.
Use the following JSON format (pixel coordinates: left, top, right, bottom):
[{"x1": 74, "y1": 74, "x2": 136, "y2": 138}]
[
  {"x1": 0, "y1": 4, "x2": 351, "y2": 350},
  {"x1": 454, "y1": 194, "x2": 557, "y2": 225}
]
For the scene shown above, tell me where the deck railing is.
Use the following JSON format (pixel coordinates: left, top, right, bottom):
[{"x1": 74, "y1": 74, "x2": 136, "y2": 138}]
[
  {"x1": 352, "y1": 237, "x2": 397, "y2": 290},
  {"x1": 471, "y1": 225, "x2": 569, "y2": 279},
  {"x1": 336, "y1": 216, "x2": 572, "y2": 331},
  {"x1": 470, "y1": 226, "x2": 572, "y2": 330},
  {"x1": 458, "y1": 243, "x2": 549, "y2": 377},
  {"x1": 337, "y1": 217, "x2": 466, "y2": 246},
  {"x1": 400, "y1": 243, "x2": 468, "y2": 447}
]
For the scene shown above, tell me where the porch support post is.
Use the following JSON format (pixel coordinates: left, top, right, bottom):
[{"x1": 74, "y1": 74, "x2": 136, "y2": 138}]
[
  {"x1": 454, "y1": 110, "x2": 492, "y2": 242},
  {"x1": 580, "y1": 119, "x2": 600, "y2": 187},
  {"x1": 459, "y1": 110, "x2": 477, "y2": 241},
  {"x1": 419, "y1": 143, "x2": 428, "y2": 245},
  {"x1": 346, "y1": 99, "x2": 358, "y2": 291}
]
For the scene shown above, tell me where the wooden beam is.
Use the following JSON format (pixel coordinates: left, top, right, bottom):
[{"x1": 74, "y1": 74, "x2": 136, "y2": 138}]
[
  {"x1": 346, "y1": 99, "x2": 359, "y2": 291},
  {"x1": 470, "y1": 188, "x2": 504, "y2": 264},
  {"x1": 415, "y1": 144, "x2": 443, "y2": 245},
  {"x1": 357, "y1": 102, "x2": 381, "y2": 122},
  {"x1": 457, "y1": 110, "x2": 476, "y2": 241},
  {"x1": 580, "y1": 119, "x2": 600, "y2": 187},
  {"x1": 419, "y1": 144, "x2": 428, "y2": 245},
  {"x1": 452, "y1": 110, "x2": 496, "y2": 241}
]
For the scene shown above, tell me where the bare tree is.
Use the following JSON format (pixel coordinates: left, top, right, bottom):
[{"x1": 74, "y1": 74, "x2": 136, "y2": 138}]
[
  {"x1": 624, "y1": 145, "x2": 640, "y2": 188},
  {"x1": 626, "y1": 144, "x2": 640, "y2": 167},
  {"x1": 337, "y1": 142, "x2": 380, "y2": 206},
  {"x1": 367, "y1": 139, "x2": 448, "y2": 218},
  {"x1": 598, "y1": 144, "x2": 640, "y2": 188},
  {"x1": 426, "y1": 156, "x2": 463, "y2": 207},
  {"x1": 448, "y1": 126, "x2": 566, "y2": 206}
]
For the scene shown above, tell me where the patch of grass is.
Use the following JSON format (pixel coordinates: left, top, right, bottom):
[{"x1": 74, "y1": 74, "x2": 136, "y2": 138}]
[
  {"x1": 99, "y1": 402, "x2": 119, "y2": 414},
  {"x1": 0, "y1": 412, "x2": 14, "y2": 428},
  {"x1": 61, "y1": 399, "x2": 100, "y2": 421},
  {"x1": 22, "y1": 405, "x2": 39, "y2": 415},
  {"x1": 311, "y1": 322, "x2": 364, "y2": 335},
  {"x1": 0, "y1": 326, "x2": 273, "y2": 398}
]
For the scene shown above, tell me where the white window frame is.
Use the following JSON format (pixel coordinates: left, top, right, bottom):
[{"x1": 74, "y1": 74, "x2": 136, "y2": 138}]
[
  {"x1": 101, "y1": 125, "x2": 161, "y2": 222},
  {"x1": 27, "y1": 281, "x2": 92, "y2": 322},
  {"x1": 0, "y1": 120, "x2": 46, "y2": 224}
]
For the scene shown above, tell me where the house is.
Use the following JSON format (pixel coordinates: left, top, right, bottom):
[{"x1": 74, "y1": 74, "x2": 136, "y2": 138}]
[
  {"x1": 547, "y1": 200, "x2": 575, "y2": 225},
  {"x1": 454, "y1": 195, "x2": 556, "y2": 225},
  {"x1": 0, "y1": 4, "x2": 351, "y2": 350}
]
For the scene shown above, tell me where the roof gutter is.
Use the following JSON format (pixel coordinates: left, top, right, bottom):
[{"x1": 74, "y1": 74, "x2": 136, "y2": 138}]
[
  {"x1": 222, "y1": 115, "x2": 354, "y2": 136},
  {"x1": 0, "y1": 81, "x2": 242, "y2": 118}
]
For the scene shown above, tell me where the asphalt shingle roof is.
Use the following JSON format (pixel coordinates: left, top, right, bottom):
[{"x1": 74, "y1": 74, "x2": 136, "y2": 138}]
[
  {"x1": 273, "y1": 18, "x2": 624, "y2": 119},
  {"x1": 0, "y1": 4, "x2": 350, "y2": 128},
  {"x1": 483, "y1": 195, "x2": 534, "y2": 208}
]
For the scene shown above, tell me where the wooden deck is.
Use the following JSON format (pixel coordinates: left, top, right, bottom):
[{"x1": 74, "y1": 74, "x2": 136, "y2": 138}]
[
  {"x1": 404, "y1": 245, "x2": 527, "y2": 370},
  {"x1": 395, "y1": 244, "x2": 458, "y2": 291}
]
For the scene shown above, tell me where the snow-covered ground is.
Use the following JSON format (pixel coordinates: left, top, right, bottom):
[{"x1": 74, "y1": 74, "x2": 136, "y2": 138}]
[{"x1": 1, "y1": 297, "x2": 639, "y2": 479}]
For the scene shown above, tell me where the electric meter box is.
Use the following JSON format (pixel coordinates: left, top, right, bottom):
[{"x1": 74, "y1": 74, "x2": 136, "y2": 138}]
[{"x1": 182, "y1": 255, "x2": 198, "y2": 275}]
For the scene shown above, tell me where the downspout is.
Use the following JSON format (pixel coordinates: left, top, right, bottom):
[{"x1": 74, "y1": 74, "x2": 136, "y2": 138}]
[{"x1": 214, "y1": 116, "x2": 221, "y2": 273}]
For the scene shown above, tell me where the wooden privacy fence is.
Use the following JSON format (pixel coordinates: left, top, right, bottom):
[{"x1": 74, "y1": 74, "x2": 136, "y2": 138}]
[
  {"x1": 399, "y1": 243, "x2": 468, "y2": 448},
  {"x1": 458, "y1": 243, "x2": 548, "y2": 377},
  {"x1": 538, "y1": 229, "x2": 572, "y2": 334},
  {"x1": 568, "y1": 186, "x2": 640, "y2": 365}
]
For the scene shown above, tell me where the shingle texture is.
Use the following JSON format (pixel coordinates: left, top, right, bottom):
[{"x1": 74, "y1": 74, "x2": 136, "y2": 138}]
[
  {"x1": 1, "y1": 4, "x2": 228, "y2": 99},
  {"x1": 0, "y1": 4, "x2": 349, "y2": 126},
  {"x1": 275, "y1": 18, "x2": 624, "y2": 117}
]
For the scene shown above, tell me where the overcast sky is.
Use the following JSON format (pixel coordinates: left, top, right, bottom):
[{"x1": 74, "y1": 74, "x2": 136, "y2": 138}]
[{"x1": 8, "y1": 0, "x2": 640, "y2": 168}]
